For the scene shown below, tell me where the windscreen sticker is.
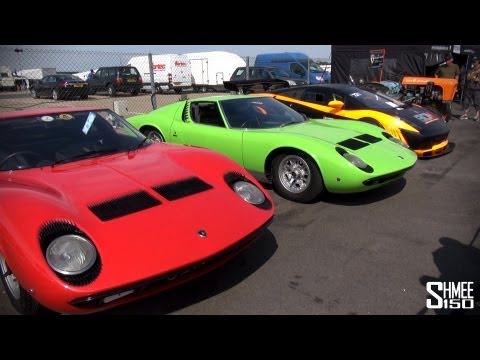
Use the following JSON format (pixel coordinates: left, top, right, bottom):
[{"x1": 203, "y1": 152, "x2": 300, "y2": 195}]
[
  {"x1": 58, "y1": 114, "x2": 73, "y2": 120},
  {"x1": 41, "y1": 116, "x2": 54, "y2": 122},
  {"x1": 413, "y1": 112, "x2": 434, "y2": 122},
  {"x1": 350, "y1": 92, "x2": 361, "y2": 97},
  {"x1": 385, "y1": 101, "x2": 399, "y2": 108},
  {"x1": 82, "y1": 112, "x2": 96, "y2": 134}
]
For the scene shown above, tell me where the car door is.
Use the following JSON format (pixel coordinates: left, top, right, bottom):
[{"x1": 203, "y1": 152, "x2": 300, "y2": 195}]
[
  {"x1": 170, "y1": 100, "x2": 244, "y2": 166},
  {"x1": 88, "y1": 69, "x2": 104, "y2": 91},
  {"x1": 36, "y1": 76, "x2": 50, "y2": 96}
]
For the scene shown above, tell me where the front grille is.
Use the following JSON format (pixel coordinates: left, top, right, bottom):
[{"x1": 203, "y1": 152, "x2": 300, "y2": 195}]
[
  {"x1": 152, "y1": 177, "x2": 213, "y2": 201},
  {"x1": 89, "y1": 191, "x2": 161, "y2": 221},
  {"x1": 363, "y1": 166, "x2": 414, "y2": 186},
  {"x1": 70, "y1": 216, "x2": 273, "y2": 308},
  {"x1": 401, "y1": 129, "x2": 448, "y2": 150}
]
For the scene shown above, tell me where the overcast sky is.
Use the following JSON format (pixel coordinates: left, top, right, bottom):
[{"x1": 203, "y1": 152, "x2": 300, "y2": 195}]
[{"x1": 2, "y1": 45, "x2": 331, "y2": 59}]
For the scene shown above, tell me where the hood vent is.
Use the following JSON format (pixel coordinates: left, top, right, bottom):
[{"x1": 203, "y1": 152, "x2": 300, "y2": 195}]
[
  {"x1": 355, "y1": 134, "x2": 382, "y2": 143},
  {"x1": 153, "y1": 177, "x2": 213, "y2": 201},
  {"x1": 337, "y1": 138, "x2": 370, "y2": 150},
  {"x1": 89, "y1": 191, "x2": 161, "y2": 221}
]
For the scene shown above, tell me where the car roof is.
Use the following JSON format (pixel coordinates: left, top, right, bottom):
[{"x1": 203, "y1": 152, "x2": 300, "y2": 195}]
[{"x1": 0, "y1": 107, "x2": 106, "y2": 120}]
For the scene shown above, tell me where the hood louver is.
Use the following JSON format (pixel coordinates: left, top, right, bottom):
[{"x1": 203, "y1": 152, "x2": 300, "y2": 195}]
[{"x1": 152, "y1": 177, "x2": 213, "y2": 201}]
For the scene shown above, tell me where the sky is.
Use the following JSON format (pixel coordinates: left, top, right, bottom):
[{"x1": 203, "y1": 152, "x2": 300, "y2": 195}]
[{"x1": 2, "y1": 45, "x2": 332, "y2": 60}]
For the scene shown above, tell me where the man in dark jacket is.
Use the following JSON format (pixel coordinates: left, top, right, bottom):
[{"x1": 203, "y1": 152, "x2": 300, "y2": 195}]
[{"x1": 460, "y1": 57, "x2": 480, "y2": 121}]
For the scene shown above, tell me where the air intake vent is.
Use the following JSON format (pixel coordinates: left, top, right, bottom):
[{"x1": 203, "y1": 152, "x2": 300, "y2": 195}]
[
  {"x1": 153, "y1": 177, "x2": 213, "y2": 201},
  {"x1": 89, "y1": 191, "x2": 161, "y2": 221},
  {"x1": 355, "y1": 134, "x2": 382, "y2": 143},
  {"x1": 337, "y1": 138, "x2": 370, "y2": 150}
]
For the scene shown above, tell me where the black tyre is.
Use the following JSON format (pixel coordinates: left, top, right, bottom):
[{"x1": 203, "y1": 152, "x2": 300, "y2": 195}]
[
  {"x1": 174, "y1": 88, "x2": 182, "y2": 94},
  {"x1": 107, "y1": 84, "x2": 116, "y2": 97},
  {"x1": 31, "y1": 89, "x2": 39, "y2": 99},
  {"x1": 359, "y1": 117, "x2": 383, "y2": 128},
  {"x1": 0, "y1": 253, "x2": 47, "y2": 315},
  {"x1": 52, "y1": 89, "x2": 60, "y2": 100},
  {"x1": 142, "y1": 128, "x2": 165, "y2": 142},
  {"x1": 80, "y1": 93, "x2": 88, "y2": 100},
  {"x1": 272, "y1": 152, "x2": 324, "y2": 203},
  {"x1": 130, "y1": 89, "x2": 139, "y2": 96}
]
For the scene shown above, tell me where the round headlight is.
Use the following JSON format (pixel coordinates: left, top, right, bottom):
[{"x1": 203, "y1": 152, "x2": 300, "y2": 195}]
[
  {"x1": 343, "y1": 153, "x2": 368, "y2": 169},
  {"x1": 233, "y1": 181, "x2": 265, "y2": 205},
  {"x1": 46, "y1": 235, "x2": 97, "y2": 275}
]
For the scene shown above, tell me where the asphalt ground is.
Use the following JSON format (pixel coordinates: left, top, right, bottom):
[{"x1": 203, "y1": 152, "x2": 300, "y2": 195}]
[{"x1": 0, "y1": 98, "x2": 479, "y2": 315}]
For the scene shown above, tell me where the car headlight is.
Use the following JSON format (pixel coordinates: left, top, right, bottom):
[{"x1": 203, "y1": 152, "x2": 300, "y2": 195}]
[
  {"x1": 233, "y1": 181, "x2": 265, "y2": 205},
  {"x1": 342, "y1": 153, "x2": 368, "y2": 169},
  {"x1": 382, "y1": 132, "x2": 409, "y2": 148},
  {"x1": 46, "y1": 234, "x2": 97, "y2": 275},
  {"x1": 287, "y1": 80, "x2": 297, "y2": 86}
]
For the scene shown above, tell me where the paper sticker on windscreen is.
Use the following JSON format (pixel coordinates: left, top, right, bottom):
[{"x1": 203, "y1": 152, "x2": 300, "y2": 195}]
[{"x1": 83, "y1": 112, "x2": 96, "y2": 135}]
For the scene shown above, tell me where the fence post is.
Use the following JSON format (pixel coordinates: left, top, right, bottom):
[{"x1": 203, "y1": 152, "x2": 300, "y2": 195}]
[{"x1": 148, "y1": 53, "x2": 157, "y2": 109}]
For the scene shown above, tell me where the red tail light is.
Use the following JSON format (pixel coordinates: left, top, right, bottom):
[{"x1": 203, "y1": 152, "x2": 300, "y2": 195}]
[
  {"x1": 115, "y1": 77, "x2": 124, "y2": 84},
  {"x1": 168, "y1": 73, "x2": 172, "y2": 83},
  {"x1": 58, "y1": 80, "x2": 68, "y2": 88},
  {"x1": 137, "y1": 76, "x2": 142, "y2": 83}
]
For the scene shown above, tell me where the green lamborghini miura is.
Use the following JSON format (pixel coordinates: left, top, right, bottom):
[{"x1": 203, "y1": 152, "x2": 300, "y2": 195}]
[{"x1": 127, "y1": 95, "x2": 417, "y2": 203}]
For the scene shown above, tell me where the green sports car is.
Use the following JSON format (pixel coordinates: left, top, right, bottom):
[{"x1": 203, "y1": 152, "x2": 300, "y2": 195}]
[{"x1": 127, "y1": 95, "x2": 417, "y2": 203}]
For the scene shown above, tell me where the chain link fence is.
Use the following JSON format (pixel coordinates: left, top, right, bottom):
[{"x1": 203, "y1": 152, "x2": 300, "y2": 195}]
[
  {"x1": 0, "y1": 47, "x2": 251, "y2": 115},
  {"x1": 0, "y1": 47, "x2": 329, "y2": 115}
]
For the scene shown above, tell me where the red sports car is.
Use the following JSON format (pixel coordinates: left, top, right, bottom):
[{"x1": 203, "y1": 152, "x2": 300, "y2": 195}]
[{"x1": 0, "y1": 107, "x2": 274, "y2": 315}]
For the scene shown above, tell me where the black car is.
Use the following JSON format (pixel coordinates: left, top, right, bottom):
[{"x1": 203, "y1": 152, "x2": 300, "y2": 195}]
[
  {"x1": 87, "y1": 66, "x2": 142, "y2": 96},
  {"x1": 30, "y1": 74, "x2": 89, "y2": 100}
]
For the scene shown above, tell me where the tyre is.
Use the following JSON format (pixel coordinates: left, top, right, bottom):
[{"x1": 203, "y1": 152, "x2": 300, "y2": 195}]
[
  {"x1": 52, "y1": 89, "x2": 60, "y2": 100},
  {"x1": 142, "y1": 128, "x2": 165, "y2": 142},
  {"x1": 359, "y1": 117, "x2": 383, "y2": 128},
  {"x1": 272, "y1": 152, "x2": 323, "y2": 203},
  {"x1": 0, "y1": 253, "x2": 46, "y2": 315},
  {"x1": 107, "y1": 84, "x2": 116, "y2": 97},
  {"x1": 80, "y1": 93, "x2": 88, "y2": 99},
  {"x1": 130, "y1": 89, "x2": 139, "y2": 96},
  {"x1": 174, "y1": 88, "x2": 182, "y2": 94},
  {"x1": 31, "y1": 89, "x2": 39, "y2": 99}
]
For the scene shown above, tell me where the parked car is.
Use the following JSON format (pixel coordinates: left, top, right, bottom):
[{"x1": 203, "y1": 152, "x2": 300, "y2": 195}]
[
  {"x1": 127, "y1": 95, "x2": 417, "y2": 203},
  {"x1": 30, "y1": 74, "x2": 89, "y2": 100},
  {"x1": 87, "y1": 66, "x2": 142, "y2": 96},
  {"x1": 0, "y1": 107, "x2": 273, "y2": 314},
  {"x1": 268, "y1": 84, "x2": 453, "y2": 158}
]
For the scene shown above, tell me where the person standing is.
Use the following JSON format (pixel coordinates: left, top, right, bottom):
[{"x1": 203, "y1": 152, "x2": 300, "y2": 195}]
[
  {"x1": 459, "y1": 57, "x2": 480, "y2": 121},
  {"x1": 87, "y1": 69, "x2": 95, "y2": 80},
  {"x1": 435, "y1": 54, "x2": 460, "y2": 80}
]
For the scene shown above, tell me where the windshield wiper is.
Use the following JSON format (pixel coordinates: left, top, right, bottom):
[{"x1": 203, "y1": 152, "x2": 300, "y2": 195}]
[
  {"x1": 128, "y1": 137, "x2": 150, "y2": 152},
  {"x1": 51, "y1": 148, "x2": 120, "y2": 167}
]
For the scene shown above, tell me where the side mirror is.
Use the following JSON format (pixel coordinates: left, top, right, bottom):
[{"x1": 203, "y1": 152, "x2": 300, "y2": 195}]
[{"x1": 328, "y1": 100, "x2": 344, "y2": 112}]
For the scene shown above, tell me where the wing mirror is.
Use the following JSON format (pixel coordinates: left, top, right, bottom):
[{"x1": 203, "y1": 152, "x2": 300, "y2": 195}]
[{"x1": 328, "y1": 100, "x2": 345, "y2": 112}]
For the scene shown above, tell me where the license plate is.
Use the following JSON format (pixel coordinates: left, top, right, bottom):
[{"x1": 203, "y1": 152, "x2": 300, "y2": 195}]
[
  {"x1": 127, "y1": 79, "x2": 135, "y2": 82},
  {"x1": 73, "y1": 84, "x2": 84, "y2": 87}
]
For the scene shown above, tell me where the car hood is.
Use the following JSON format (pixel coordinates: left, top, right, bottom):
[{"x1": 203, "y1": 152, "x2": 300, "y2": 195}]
[{"x1": 1, "y1": 143, "x2": 272, "y2": 286}]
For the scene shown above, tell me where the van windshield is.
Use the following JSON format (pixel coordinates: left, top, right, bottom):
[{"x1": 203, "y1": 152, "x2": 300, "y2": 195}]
[{"x1": 299, "y1": 60, "x2": 322, "y2": 73}]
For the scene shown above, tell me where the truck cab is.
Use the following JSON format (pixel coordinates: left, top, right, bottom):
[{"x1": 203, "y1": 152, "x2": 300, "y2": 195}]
[{"x1": 254, "y1": 52, "x2": 330, "y2": 84}]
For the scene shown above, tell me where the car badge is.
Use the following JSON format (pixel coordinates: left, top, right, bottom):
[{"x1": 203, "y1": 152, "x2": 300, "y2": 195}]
[{"x1": 197, "y1": 229, "x2": 207, "y2": 238}]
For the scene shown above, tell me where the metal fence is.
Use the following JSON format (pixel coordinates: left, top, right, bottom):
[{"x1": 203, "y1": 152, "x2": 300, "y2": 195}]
[
  {"x1": 0, "y1": 47, "x2": 328, "y2": 116},
  {"x1": 0, "y1": 47, "x2": 247, "y2": 116}
]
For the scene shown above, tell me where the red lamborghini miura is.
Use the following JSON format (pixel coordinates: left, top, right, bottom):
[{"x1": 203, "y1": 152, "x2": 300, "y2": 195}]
[{"x1": 0, "y1": 107, "x2": 273, "y2": 314}]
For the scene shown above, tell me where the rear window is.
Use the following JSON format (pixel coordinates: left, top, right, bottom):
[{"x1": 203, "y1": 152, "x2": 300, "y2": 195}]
[{"x1": 121, "y1": 67, "x2": 139, "y2": 76}]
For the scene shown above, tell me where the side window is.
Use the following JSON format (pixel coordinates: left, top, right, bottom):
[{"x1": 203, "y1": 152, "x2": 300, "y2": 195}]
[
  {"x1": 303, "y1": 90, "x2": 333, "y2": 105},
  {"x1": 96, "y1": 69, "x2": 104, "y2": 78},
  {"x1": 108, "y1": 68, "x2": 117, "y2": 77},
  {"x1": 232, "y1": 68, "x2": 245, "y2": 79},
  {"x1": 290, "y1": 63, "x2": 306, "y2": 76},
  {"x1": 190, "y1": 102, "x2": 225, "y2": 127}
]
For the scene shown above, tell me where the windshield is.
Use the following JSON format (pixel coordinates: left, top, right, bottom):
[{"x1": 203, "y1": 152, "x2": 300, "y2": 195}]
[
  {"x1": 268, "y1": 67, "x2": 291, "y2": 77},
  {"x1": 348, "y1": 87, "x2": 406, "y2": 110},
  {"x1": 0, "y1": 109, "x2": 148, "y2": 171},
  {"x1": 220, "y1": 97, "x2": 306, "y2": 129},
  {"x1": 299, "y1": 60, "x2": 323, "y2": 73},
  {"x1": 57, "y1": 74, "x2": 83, "y2": 81}
]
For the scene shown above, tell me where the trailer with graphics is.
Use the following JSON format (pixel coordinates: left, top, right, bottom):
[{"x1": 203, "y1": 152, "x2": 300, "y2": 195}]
[{"x1": 127, "y1": 54, "x2": 192, "y2": 93}]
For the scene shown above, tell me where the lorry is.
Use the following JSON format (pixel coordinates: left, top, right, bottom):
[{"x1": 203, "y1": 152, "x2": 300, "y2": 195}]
[
  {"x1": 0, "y1": 66, "x2": 16, "y2": 91},
  {"x1": 254, "y1": 52, "x2": 330, "y2": 84},
  {"x1": 185, "y1": 51, "x2": 246, "y2": 92},
  {"x1": 16, "y1": 68, "x2": 56, "y2": 88},
  {"x1": 127, "y1": 54, "x2": 192, "y2": 93}
]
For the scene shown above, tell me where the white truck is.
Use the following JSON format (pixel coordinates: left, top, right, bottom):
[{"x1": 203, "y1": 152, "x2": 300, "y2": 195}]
[
  {"x1": 127, "y1": 54, "x2": 192, "y2": 94},
  {"x1": 0, "y1": 66, "x2": 16, "y2": 91},
  {"x1": 16, "y1": 68, "x2": 56, "y2": 88},
  {"x1": 185, "y1": 51, "x2": 246, "y2": 92}
]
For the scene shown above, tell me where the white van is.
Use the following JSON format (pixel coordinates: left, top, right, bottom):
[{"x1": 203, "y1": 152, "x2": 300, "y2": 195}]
[
  {"x1": 185, "y1": 51, "x2": 246, "y2": 92},
  {"x1": 127, "y1": 54, "x2": 192, "y2": 93}
]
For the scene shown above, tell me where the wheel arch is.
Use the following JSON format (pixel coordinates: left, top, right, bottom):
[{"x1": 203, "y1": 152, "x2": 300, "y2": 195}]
[
  {"x1": 264, "y1": 146, "x2": 322, "y2": 183},
  {"x1": 139, "y1": 124, "x2": 166, "y2": 140}
]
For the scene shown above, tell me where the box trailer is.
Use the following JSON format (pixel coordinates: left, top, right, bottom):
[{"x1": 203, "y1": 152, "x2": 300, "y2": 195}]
[
  {"x1": 185, "y1": 51, "x2": 246, "y2": 92},
  {"x1": 0, "y1": 66, "x2": 16, "y2": 91},
  {"x1": 127, "y1": 54, "x2": 192, "y2": 93}
]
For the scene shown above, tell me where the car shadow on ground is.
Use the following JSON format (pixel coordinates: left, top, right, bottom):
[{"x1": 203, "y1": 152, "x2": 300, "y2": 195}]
[
  {"x1": 417, "y1": 227, "x2": 480, "y2": 315},
  {"x1": 321, "y1": 178, "x2": 407, "y2": 206},
  {"x1": 101, "y1": 229, "x2": 278, "y2": 315}
]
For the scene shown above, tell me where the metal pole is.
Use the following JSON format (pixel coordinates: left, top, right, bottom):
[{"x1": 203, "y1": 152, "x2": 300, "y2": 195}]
[
  {"x1": 246, "y1": 56, "x2": 250, "y2": 80},
  {"x1": 148, "y1": 53, "x2": 157, "y2": 109},
  {"x1": 307, "y1": 57, "x2": 310, "y2": 85}
]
